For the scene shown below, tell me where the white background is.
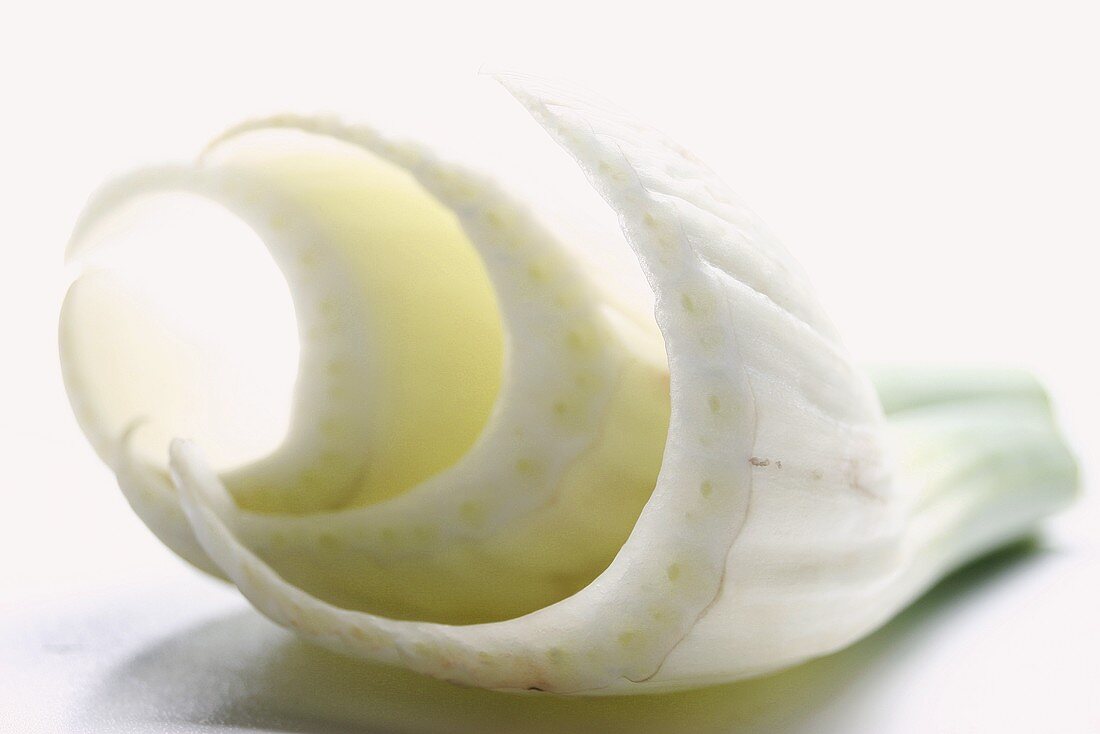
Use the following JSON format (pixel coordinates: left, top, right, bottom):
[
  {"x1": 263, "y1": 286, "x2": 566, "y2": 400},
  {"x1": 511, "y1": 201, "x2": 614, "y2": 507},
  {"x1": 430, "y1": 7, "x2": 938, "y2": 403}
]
[{"x1": 1, "y1": 1, "x2": 1098, "y2": 732}]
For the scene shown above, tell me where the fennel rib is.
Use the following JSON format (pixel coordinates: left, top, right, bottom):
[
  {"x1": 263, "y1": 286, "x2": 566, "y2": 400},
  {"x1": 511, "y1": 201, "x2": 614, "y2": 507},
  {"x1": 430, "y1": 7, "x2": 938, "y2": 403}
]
[{"x1": 60, "y1": 74, "x2": 1077, "y2": 694}]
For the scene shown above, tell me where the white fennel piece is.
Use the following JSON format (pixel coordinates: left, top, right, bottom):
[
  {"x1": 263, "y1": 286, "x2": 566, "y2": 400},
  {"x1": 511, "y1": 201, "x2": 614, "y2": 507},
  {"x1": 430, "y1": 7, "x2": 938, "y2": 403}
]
[{"x1": 60, "y1": 75, "x2": 1077, "y2": 694}]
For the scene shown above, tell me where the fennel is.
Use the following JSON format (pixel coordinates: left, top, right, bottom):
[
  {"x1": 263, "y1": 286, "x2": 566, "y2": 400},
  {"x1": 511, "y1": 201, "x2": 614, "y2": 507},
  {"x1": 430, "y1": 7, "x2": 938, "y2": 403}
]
[{"x1": 60, "y1": 75, "x2": 1077, "y2": 694}]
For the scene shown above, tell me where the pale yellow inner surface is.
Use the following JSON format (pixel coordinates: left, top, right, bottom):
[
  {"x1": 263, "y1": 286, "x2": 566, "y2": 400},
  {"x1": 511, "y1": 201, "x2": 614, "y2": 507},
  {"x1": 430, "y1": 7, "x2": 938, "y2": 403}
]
[{"x1": 214, "y1": 134, "x2": 506, "y2": 507}]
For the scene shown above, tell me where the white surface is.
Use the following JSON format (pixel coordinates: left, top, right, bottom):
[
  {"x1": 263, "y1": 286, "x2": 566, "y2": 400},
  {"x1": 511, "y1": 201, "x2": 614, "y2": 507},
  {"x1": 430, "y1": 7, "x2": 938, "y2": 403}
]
[
  {"x1": 1, "y1": 539, "x2": 1097, "y2": 734},
  {"x1": 2, "y1": 1, "x2": 1098, "y2": 731}
]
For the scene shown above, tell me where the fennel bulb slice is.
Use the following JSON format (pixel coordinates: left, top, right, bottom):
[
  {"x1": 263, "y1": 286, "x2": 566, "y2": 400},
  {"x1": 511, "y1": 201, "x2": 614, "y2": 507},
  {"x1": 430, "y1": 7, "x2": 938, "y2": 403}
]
[{"x1": 60, "y1": 75, "x2": 1077, "y2": 694}]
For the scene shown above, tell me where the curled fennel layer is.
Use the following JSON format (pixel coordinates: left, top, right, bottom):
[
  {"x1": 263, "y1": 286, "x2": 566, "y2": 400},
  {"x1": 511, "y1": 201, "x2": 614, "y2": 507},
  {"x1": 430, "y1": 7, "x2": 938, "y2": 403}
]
[{"x1": 60, "y1": 75, "x2": 1077, "y2": 694}]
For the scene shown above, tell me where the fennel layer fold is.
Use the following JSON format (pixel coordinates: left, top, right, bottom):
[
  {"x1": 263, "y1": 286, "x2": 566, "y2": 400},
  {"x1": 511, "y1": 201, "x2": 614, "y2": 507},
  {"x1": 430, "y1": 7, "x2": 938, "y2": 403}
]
[{"x1": 61, "y1": 75, "x2": 1077, "y2": 694}]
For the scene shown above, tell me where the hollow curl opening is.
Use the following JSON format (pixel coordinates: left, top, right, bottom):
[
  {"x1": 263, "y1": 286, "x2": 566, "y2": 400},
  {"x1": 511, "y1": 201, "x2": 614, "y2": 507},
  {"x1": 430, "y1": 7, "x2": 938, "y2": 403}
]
[
  {"x1": 63, "y1": 130, "x2": 508, "y2": 511},
  {"x1": 61, "y1": 191, "x2": 301, "y2": 473}
]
